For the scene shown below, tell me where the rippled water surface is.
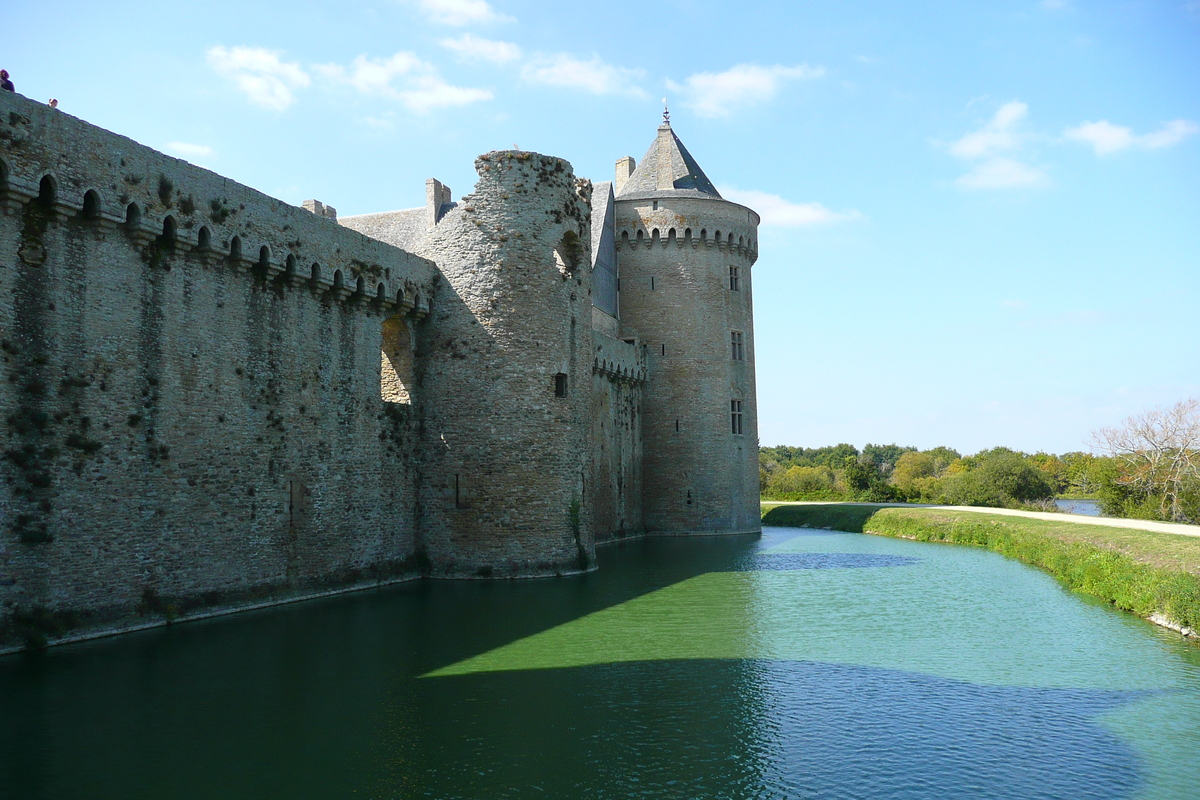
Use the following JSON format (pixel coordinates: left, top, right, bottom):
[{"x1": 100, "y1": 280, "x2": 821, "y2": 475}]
[{"x1": 2, "y1": 528, "x2": 1199, "y2": 799}]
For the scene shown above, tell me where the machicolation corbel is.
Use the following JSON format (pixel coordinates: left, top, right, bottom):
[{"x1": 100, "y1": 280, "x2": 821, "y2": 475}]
[{"x1": 0, "y1": 174, "x2": 38, "y2": 214}]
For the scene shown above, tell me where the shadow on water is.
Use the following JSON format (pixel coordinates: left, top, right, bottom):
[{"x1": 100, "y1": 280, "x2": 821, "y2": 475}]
[
  {"x1": 393, "y1": 659, "x2": 1146, "y2": 800},
  {"x1": 0, "y1": 528, "x2": 1173, "y2": 799}
]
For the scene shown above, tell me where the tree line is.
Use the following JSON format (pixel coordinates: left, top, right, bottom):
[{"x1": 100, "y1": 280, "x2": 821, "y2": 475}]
[{"x1": 760, "y1": 397, "x2": 1200, "y2": 523}]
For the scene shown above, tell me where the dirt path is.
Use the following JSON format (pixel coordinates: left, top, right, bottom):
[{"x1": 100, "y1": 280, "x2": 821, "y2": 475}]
[{"x1": 761, "y1": 501, "x2": 1200, "y2": 539}]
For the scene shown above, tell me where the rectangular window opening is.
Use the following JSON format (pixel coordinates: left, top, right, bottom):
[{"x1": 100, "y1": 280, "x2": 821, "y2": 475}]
[
  {"x1": 554, "y1": 372, "x2": 568, "y2": 397},
  {"x1": 729, "y1": 266, "x2": 740, "y2": 292},
  {"x1": 731, "y1": 399, "x2": 744, "y2": 435},
  {"x1": 731, "y1": 331, "x2": 744, "y2": 361},
  {"x1": 675, "y1": 419, "x2": 680, "y2": 432}
]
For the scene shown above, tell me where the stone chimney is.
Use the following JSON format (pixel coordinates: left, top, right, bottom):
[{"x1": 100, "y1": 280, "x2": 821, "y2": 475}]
[
  {"x1": 614, "y1": 157, "x2": 635, "y2": 195},
  {"x1": 426, "y1": 178, "x2": 452, "y2": 230},
  {"x1": 301, "y1": 199, "x2": 337, "y2": 222}
]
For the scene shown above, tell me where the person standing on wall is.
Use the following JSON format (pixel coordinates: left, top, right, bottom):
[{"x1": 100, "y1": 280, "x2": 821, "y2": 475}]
[{"x1": 0, "y1": 70, "x2": 13, "y2": 92}]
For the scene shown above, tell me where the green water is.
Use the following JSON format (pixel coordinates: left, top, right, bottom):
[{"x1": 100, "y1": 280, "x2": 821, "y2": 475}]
[{"x1": 2, "y1": 528, "x2": 1198, "y2": 799}]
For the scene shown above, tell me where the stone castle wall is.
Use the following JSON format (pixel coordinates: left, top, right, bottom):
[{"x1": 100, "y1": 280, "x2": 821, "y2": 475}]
[
  {"x1": 0, "y1": 90, "x2": 761, "y2": 650},
  {"x1": 0, "y1": 92, "x2": 438, "y2": 643},
  {"x1": 346, "y1": 152, "x2": 601, "y2": 576},
  {"x1": 590, "y1": 331, "x2": 645, "y2": 542},
  {"x1": 613, "y1": 196, "x2": 761, "y2": 534}
]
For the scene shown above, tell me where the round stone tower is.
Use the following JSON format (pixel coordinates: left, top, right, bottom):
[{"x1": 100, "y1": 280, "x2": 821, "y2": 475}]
[{"x1": 612, "y1": 116, "x2": 761, "y2": 535}]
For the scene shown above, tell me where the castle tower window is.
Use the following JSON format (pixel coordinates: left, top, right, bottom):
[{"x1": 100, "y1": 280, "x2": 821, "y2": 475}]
[
  {"x1": 729, "y1": 265, "x2": 740, "y2": 291},
  {"x1": 652, "y1": 200, "x2": 659, "y2": 210},
  {"x1": 381, "y1": 315, "x2": 414, "y2": 404},
  {"x1": 731, "y1": 331, "x2": 744, "y2": 361},
  {"x1": 554, "y1": 373, "x2": 568, "y2": 397},
  {"x1": 730, "y1": 399, "x2": 744, "y2": 435}
]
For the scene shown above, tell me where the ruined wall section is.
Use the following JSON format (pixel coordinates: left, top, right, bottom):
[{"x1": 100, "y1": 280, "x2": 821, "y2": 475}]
[
  {"x1": 614, "y1": 196, "x2": 761, "y2": 535},
  {"x1": 394, "y1": 152, "x2": 597, "y2": 576},
  {"x1": 589, "y1": 332, "x2": 645, "y2": 542},
  {"x1": 0, "y1": 93, "x2": 439, "y2": 645}
]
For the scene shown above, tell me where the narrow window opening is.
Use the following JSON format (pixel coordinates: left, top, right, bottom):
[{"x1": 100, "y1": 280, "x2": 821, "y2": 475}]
[
  {"x1": 731, "y1": 399, "x2": 744, "y2": 434},
  {"x1": 652, "y1": 200, "x2": 659, "y2": 210},
  {"x1": 729, "y1": 265, "x2": 740, "y2": 291},
  {"x1": 675, "y1": 419, "x2": 680, "y2": 432},
  {"x1": 287, "y1": 480, "x2": 305, "y2": 525},
  {"x1": 554, "y1": 372, "x2": 568, "y2": 397},
  {"x1": 37, "y1": 175, "x2": 56, "y2": 208},
  {"x1": 82, "y1": 190, "x2": 101, "y2": 220},
  {"x1": 381, "y1": 315, "x2": 414, "y2": 404},
  {"x1": 731, "y1": 331, "x2": 744, "y2": 361},
  {"x1": 661, "y1": 343, "x2": 666, "y2": 356},
  {"x1": 650, "y1": 276, "x2": 655, "y2": 291}
]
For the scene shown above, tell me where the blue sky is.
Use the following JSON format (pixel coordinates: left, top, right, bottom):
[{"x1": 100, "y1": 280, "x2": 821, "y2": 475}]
[{"x1": 5, "y1": 0, "x2": 1198, "y2": 455}]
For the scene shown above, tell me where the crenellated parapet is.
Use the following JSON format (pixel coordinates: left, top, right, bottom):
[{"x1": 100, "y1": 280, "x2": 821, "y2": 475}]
[
  {"x1": 0, "y1": 91, "x2": 437, "y2": 319},
  {"x1": 612, "y1": 200, "x2": 760, "y2": 265},
  {"x1": 592, "y1": 332, "x2": 646, "y2": 385}
]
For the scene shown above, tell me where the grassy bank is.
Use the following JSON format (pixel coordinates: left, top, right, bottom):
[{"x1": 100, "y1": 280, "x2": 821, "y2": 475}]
[{"x1": 761, "y1": 503, "x2": 1200, "y2": 637}]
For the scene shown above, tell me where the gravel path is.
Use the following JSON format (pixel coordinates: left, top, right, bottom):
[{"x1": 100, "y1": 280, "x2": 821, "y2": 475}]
[{"x1": 762, "y1": 501, "x2": 1200, "y2": 539}]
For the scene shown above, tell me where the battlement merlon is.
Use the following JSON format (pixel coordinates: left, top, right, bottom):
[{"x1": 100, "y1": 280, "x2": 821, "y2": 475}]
[{"x1": 0, "y1": 90, "x2": 438, "y2": 310}]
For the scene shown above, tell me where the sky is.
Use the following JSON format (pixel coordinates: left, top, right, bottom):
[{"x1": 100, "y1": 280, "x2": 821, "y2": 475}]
[{"x1": 4, "y1": 0, "x2": 1198, "y2": 456}]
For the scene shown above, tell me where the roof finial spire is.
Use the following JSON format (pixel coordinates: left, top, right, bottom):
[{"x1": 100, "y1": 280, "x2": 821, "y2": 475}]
[{"x1": 662, "y1": 98, "x2": 670, "y2": 126}]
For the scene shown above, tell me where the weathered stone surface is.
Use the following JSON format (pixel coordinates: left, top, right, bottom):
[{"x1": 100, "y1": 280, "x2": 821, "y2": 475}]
[{"x1": 0, "y1": 90, "x2": 760, "y2": 650}]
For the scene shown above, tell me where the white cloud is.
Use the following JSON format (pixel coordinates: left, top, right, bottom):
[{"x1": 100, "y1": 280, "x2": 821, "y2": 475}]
[
  {"x1": 719, "y1": 187, "x2": 863, "y2": 227},
  {"x1": 207, "y1": 46, "x2": 310, "y2": 111},
  {"x1": 949, "y1": 101, "x2": 1028, "y2": 159},
  {"x1": 521, "y1": 54, "x2": 645, "y2": 96},
  {"x1": 1063, "y1": 119, "x2": 1199, "y2": 155},
  {"x1": 946, "y1": 101, "x2": 1048, "y2": 190},
  {"x1": 439, "y1": 33, "x2": 521, "y2": 64},
  {"x1": 165, "y1": 142, "x2": 214, "y2": 159},
  {"x1": 668, "y1": 63, "x2": 825, "y2": 119},
  {"x1": 316, "y1": 52, "x2": 492, "y2": 112},
  {"x1": 409, "y1": 0, "x2": 512, "y2": 26},
  {"x1": 956, "y1": 157, "x2": 1049, "y2": 189}
]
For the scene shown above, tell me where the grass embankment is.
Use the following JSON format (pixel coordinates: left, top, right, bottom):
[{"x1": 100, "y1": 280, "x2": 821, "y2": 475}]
[{"x1": 761, "y1": 503, "x2": 1200, "y2": 636}]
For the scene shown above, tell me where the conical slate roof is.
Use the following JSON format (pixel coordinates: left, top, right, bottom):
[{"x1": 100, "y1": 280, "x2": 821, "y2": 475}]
[{"x1": 616, "y1": 121, "x2": 721, "y2": 200}]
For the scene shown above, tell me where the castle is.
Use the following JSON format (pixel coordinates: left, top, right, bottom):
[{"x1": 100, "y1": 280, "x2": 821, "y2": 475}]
[{"x1": 0, "y1": 89, "x2": 759, "y2": 648}]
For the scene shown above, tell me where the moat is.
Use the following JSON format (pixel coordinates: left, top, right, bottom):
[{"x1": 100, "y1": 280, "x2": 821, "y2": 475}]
[{"x1": 2, "y1": 528, "x2": 1199, "y2": 799}]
